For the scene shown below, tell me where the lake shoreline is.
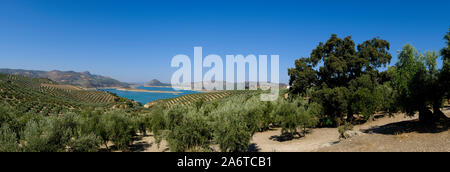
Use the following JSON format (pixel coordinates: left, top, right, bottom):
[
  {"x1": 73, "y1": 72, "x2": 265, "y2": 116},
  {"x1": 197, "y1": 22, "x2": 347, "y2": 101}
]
[
  {"x1": 99, "y1": 87, "x2": 183, "y2": 94},
  {"x1": 116, "y1": 88, "x2": 182, "y2": 94},
  {"x1": 98, "y1": 86, "x2": 201, "y2": 105}
]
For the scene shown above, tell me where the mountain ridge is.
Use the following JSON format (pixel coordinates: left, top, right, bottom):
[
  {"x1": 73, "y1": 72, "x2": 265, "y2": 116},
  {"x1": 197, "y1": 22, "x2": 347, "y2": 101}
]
[
  {"x1": 144, "y1": 79, "x2": 171, "y2": 87},
  {"x1": 0, "y1": 68, "x2": 130, "y2": 88}
]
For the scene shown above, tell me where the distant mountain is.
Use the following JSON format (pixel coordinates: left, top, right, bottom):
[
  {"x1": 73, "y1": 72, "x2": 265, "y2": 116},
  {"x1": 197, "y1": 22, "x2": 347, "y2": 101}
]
[
  {"x1": 145, "y1": 79, "x2": 170, "y2": 87},
  {"x1": 0, "y1": 68, "x2": 129, "y2": 88},
  {"x1": 0, "y1": 73, "x2": 140, "y2": 114}
]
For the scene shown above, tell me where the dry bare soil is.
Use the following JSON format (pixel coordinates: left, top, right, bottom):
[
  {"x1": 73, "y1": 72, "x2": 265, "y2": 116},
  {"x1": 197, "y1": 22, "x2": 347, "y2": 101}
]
[{"x1": 132, "y1": 108, "x2": 449, "y2": 152}]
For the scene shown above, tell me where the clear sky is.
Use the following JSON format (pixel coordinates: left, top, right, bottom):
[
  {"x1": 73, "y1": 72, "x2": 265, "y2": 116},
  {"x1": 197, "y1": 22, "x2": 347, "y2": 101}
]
[{"x1": 1, "y1": 0, "x2": 449, "y2": 83}]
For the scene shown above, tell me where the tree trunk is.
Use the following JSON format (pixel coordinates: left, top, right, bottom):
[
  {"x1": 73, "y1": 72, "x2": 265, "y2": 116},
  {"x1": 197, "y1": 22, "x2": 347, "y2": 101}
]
[
  {"x1": 104, "y1": 141, "x2": 109, "y2": 151},
  {"x1": 418, "y1": 108, "x2": 433, "y2": 123},
  {"x1": 347, "y1": 107, "x2": 354, "y2": 123},
  {"x1": 433, "y1": 104, "x2": 447, "y2": 120}
]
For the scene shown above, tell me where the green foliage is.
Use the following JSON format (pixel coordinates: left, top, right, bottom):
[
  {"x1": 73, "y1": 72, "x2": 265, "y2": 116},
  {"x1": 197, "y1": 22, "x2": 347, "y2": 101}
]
[
  {"x1": 21, "y1": 119, "x2": 61, "y2": 152},
  {"x1": 0, "y1": 125, "x2": 21, "y2": 152},
  {"x1": 273, "y1": 99, "x2": 301, "y2": 135},
  {"x1": 194, "y1": 98, "x2": 205, "y2": 112},
  {"x1": 20, "y1": 113, "x2": 78, "y2": 152},
  {"x1": 149, "y1": 90, "x2": 278, "y2": 152},
  {"x1": 272, "y1": 98, "x2": 319, "y2": 136},
  {"x1": 0, "y1": 73, "x2": 142, "y2": 115},
  {"x1": 391, "y1": 43, "x2": 447, "y2": 121},
  {"x1": 289, "y1": 34, "x2": 393, "y2": 124},
  {"x1": 288, "y1": 58, "x2": 317, "y2": 95},
  {"x1": 214, "y1": 113, "x2": 253, "y2": 152},
  {"x1": 148, "y1": 106, "x2": 166, "y2": 146},
  {"x1": 68, "y1": 133, "x2": 100, "y2": 152},
  {"x1": 0, "y1": 74, "x2": 148, "y2": 152},
  {"x1": 211, "y1": 96, "x2": 258, "y2": 152},
  {"x1": 166, "y1": 111, "x2": 213, "y2": 152},
  {"x1": 311, "y1": 86, "x2": 349, "y2": 126},
  {"x1": 349, "y1": 74, "x2": 383, "y2": 120},
  {"x1": 0, "y1": 102, "x2": 139, "y2": 152},
  {"x1": 0, "y1": 105, "x2": 21, "y2": 134},
  {"x1": 133, "y1": 113, "x2": 152, "y2": 136},
  {"x1": 375, "y1": 82, "x2": 398, "y2": 115},
  {"x1": 248, "y1": 101, "x2": 274, "y2": 132},
  {"x1": 76, "y1": 110, "x2": 109, "y2": 149},
  {"x1": 148, "y1": 90, "x2": 252, "y2": 108},
  {"x1": 338, "y1": 122, "x2": 354, "y2": 138},
  {"x1": 440, "y1": 29, "x2": 450, "y2": 101},
  {"x1": 101, "y1": 111, "x2": 135, "y2": 151}
]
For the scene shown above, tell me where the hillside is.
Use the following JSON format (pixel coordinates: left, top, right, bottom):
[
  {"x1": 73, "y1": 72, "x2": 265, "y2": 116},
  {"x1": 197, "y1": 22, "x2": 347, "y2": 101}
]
[
  {"x1": 0, "y1": 68, "x2": 129, "y2": 88},
  {"x1": 144, "y1": 79, "x2": 170, "y2": 87},
  {"x1": 145, "y1": 90, "x2": 260, "y2": 108},
  {"x1": 0, "y1": 73, "x2": 139, "y2": 115}
]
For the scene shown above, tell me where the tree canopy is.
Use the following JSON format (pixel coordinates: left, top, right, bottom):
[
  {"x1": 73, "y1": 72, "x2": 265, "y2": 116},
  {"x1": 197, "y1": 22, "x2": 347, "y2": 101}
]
[
  {"x1": 290, "y1": 29, "x2": 450, "y2": 125},
  {"x1": 289, "y1": 34, "x2": 392, "y2": 125}
]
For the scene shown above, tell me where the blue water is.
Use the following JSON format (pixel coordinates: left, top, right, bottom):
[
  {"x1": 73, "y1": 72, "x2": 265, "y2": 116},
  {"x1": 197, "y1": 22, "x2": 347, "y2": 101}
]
[{"x1": 101, "y1": 86, "x2": 199, "y2": 105}]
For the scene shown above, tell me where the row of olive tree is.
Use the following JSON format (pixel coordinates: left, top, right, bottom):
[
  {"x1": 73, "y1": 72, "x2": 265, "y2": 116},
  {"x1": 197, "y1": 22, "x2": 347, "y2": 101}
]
[
  {"x1": 0, "y1": 104, "x2": 150, "y2": 152},
  {"x1": 148, "y1": 90, "x2": 321, "y2": 152}
]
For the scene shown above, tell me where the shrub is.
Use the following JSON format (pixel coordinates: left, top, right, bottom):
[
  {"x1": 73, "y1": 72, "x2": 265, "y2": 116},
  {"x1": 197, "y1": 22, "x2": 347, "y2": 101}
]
[
  {"x1": 68, "y1": 133, "x2": 100, "y2": 152},
  {"x1": 133, "y1": 113, "x2": 152, "y2": 136},
  {"x1": 165, "y1": 112, "x2": 212, "y2": 152},
  {"x1": 77, "y1": 110, "x2": 109, "y2": 150},
  {"x1": 214, "y1": 113, "x2": 253, "y2": 152},
  {"x1": 0, "y1": 125, "x2": 21, "y2": 152},
  {"x1": 272, "y1": 98, "x2": 319, "y2": 137},
  {"x1": 273, "y1": 99, "x2": 301, "y2": 136},
  {"x1": 244, "y1": 97, "x2": 274, "y2": 132},
  {"x1": 0, "y1": 105, "x2": 22, "y2": 134},
  {"x1": 164, "y1": 106, "x2": 186, "y2": 130},
  {"x1": 338, "y1": 122, "x2": 354, "y2": 138},
  {"x1": 102, "y1": 111, "x2": 135, "y2": 151},
  {"x1": 21, "y1": 119, "x2": 58, "y2": 152},
  {"x1": 149, "y1": 106, "x2": 166, "y2": 146},
  {"x1": 21, "y1": 113, "x2": 77, "y2": 152}
]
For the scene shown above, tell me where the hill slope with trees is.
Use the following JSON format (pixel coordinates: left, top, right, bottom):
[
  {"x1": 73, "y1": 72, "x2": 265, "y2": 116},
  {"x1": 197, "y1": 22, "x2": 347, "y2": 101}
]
[
  {"x1": 0, "y1": 73, "x2": 139, "y2": 115},
  {"x1": 0, "y1": 69, "x2": 129, "y2": 88}
]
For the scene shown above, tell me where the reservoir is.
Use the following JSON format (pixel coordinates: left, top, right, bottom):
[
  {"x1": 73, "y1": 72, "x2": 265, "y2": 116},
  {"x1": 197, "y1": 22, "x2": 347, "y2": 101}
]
[{"x1": 101, "y1": 86, "x2": 198, "y2": 105}]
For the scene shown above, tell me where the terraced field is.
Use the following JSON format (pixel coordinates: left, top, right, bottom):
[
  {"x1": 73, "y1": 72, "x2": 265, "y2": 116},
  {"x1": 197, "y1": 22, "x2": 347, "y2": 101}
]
[
  {"x1": 145, "y1": 90, "x2": 256, "y2": 107},
  {"x1": 0, "y1": 73, "x2": 137, "y2": 114}
]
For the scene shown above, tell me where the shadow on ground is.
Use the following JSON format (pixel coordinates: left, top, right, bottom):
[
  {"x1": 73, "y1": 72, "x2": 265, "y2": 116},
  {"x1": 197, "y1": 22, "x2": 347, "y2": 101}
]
[
  {"x1": 130, "y1": 140, "x2": 152, "y2": 152},
  {"x1": 363, "y1": 117, "x2": 449, "y2": 135},
  {"x1": 247, "y1": 143, "x2": 261, "y2": 152},
  {"x1": 269, "y1": 130, "x2": 312, "y2": 142},
  {"x1": 130, "y1": 134, "x2": 153, "y2": 152}
]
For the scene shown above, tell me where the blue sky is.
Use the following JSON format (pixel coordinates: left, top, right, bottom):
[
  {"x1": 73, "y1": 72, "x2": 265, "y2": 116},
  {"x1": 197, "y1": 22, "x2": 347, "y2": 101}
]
[{"x1": 0, "y1": 0, "x2": 449, "y2": 83}]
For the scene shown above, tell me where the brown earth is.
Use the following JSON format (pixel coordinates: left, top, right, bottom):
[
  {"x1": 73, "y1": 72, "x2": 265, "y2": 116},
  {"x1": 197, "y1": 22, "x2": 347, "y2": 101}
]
[
  {"x1": 131, "y1": 109, "x2": 449, "y2": 152},
  {"x1": 316, "y1": 111, "x2": 449, "y2": 152}
]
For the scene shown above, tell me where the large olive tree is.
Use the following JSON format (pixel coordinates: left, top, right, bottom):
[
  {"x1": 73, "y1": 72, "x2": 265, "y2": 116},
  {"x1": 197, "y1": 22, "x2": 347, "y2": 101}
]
[
  {"x1": 391, "y1": 29, "x2": 450, "y2": 122},
  {"x1": 289, "y1": 34, "x2": 392, "y2": 125}
]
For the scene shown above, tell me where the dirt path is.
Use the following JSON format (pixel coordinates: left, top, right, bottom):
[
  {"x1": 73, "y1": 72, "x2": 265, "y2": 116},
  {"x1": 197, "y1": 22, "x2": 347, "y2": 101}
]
[
  {"x1": 132, "y1": 109, "x2": 449, "y2": 152},
  {"x1": 131, "y1": 134, "x2": 169, "y2": 152},
  {"x1": 250, "y1": 113, "x2": 419, "y2": 152},
  {"x1": 317, "y1": 111, "x2": 449, "y2": 152},
  {"x1": 317, "y1": 129, "x2": 449, "y2": 152}
]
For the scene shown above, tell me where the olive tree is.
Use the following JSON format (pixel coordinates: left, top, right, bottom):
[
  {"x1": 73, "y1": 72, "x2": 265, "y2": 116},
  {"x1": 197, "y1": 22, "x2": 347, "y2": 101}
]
[
  {"x1": 392, "y1": 42, "x2": 448, "y2": 122},
  {"x1": 0, "y1": 125, "x2": 21, "y2": 152},
  {"x1": 289, "y1": 34, "x2": 392, "y2": 124}
]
